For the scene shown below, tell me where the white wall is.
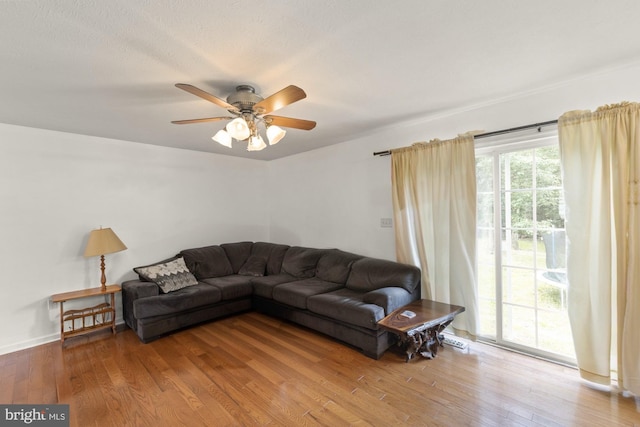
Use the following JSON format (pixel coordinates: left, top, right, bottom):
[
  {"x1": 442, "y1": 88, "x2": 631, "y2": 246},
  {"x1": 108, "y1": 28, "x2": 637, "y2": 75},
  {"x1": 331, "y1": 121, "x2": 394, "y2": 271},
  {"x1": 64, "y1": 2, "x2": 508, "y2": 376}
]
[
  {"x1": 268, "y1": 61, "x2": 640, "y2": 261},
  {"x1": 266, "y1": 138, "x2": 397, "y2": 259},
  {"x1": 3, "y1": 61, "x2": 640, "y2": 355},
  {"x1": 0, "y1": 124, "x2": 268, "y2": 354}
]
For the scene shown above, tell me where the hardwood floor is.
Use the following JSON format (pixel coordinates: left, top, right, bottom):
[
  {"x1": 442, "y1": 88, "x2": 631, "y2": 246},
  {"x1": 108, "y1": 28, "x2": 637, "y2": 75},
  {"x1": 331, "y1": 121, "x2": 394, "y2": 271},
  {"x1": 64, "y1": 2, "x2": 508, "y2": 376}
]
[{"x1": 1, "y1": 312, "x2": 638, "y2": 426}]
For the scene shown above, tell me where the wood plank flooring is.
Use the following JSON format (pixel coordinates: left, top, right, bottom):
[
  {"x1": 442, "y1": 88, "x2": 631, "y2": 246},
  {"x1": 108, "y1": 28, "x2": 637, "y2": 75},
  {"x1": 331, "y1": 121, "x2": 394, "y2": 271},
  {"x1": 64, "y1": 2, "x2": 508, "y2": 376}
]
[{"x1": 1, "y1": 311, "x2": 638, "y2": 426}]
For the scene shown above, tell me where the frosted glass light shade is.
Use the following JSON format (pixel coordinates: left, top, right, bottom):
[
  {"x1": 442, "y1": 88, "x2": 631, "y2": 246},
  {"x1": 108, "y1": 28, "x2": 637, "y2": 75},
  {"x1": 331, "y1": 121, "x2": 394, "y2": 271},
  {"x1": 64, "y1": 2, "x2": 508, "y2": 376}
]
[
  {"x1": 247, "y1": 135, "x2": 267, "y2": 151},
  {"x1": 212, "y1": 129, "x2": 233, "y2": 147},
  {"x1": 226, "y1": 118, "x2": 251, "y2": 140},
  {"x1": 266, "y1": 125, "x2": 286, "y2": 145}
]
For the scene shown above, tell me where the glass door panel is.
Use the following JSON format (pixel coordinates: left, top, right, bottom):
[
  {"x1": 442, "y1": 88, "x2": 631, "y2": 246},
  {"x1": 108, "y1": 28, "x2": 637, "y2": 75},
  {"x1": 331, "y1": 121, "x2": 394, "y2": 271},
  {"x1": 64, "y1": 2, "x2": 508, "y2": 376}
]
[
  {"x1": 502, "y1": 305, "x2": 536, "y2": 347},
  {"x1": 476, "y1": 156, "x2": 496, "y2": 338},
  {"x1": 476, "y1": 143, "x2": 575, "y2": 363}
]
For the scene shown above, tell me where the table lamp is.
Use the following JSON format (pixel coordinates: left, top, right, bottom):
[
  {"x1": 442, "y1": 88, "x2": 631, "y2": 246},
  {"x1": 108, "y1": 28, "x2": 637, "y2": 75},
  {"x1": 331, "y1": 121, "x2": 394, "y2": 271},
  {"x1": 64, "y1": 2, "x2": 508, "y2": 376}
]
[{"x1": 84, "y1": 227, "x2": 127, "y2": 291}]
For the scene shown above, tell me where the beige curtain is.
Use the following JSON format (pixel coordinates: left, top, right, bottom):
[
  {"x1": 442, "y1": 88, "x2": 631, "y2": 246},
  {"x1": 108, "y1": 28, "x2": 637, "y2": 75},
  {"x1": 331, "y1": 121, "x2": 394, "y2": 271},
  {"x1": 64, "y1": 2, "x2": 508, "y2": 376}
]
[
  {"x1": 558, "y1": 102, "x2": 640, "y2": 395},
  {"x1": 391, "y1": 134, "x2": 478, "y2": 338}
]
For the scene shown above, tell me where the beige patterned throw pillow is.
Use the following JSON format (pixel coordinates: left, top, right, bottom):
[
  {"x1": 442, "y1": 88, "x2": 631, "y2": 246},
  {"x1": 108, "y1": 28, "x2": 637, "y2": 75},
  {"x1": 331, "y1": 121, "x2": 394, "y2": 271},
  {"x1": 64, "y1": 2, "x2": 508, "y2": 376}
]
[{"x1": 134, "y1": 256, "x2": 198, "y2": 293}]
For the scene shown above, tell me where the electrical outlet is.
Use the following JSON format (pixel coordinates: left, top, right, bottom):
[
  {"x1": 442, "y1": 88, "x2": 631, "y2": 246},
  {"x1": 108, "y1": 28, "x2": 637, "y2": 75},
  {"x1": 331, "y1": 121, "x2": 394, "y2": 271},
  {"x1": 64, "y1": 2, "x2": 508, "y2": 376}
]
[{"x1": 380, "y1": 218, "x2": 393, "y2": 228}]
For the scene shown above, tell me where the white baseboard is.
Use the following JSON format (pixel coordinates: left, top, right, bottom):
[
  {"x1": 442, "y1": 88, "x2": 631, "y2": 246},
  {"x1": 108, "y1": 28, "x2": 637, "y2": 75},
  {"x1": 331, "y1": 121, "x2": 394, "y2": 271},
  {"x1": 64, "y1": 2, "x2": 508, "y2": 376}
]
[
  {"x1": 0, "y1": 333, "x2": 59, "y2": 356},
  {"x1": 0, "y1": 320, "x2": 126, "y2": 356}
]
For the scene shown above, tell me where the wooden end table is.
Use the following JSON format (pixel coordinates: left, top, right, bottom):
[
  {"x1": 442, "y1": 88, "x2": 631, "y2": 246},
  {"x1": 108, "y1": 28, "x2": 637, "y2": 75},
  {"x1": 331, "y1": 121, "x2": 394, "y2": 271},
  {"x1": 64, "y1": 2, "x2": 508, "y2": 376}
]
[
  {"x1": 51, "y1": 285, "x2": 121, "y2": 343},
  {"x1": 378, "y1": 299, "x2": 465, "y2": 362}
]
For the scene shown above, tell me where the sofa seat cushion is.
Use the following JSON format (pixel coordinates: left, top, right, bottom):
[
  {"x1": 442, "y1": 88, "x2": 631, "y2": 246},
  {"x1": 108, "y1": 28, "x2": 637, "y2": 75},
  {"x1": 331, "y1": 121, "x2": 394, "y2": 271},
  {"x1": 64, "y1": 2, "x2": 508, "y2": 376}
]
[
  {"x1": 133, "y1": 283, "x2": 222, "y2": 319},
  {"x1": 201, "y1": 275, "x2": 253, "y2": 300},
  {"x1": 272, "y1": 278, "x2": 344, "y2": 309},
  {"x1": 250, "y1": 274, "x2": 296, "y2": 299},
  {"x1": 307, "y1": 288, "x2": 386, "y2": 330}
]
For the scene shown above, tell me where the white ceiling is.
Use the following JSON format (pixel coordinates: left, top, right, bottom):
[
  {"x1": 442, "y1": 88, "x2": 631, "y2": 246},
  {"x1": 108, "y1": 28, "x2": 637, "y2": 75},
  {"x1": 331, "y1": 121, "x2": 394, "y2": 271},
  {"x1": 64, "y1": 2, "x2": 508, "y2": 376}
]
[{"x1": 2, "y1": 1, "x2": 640, "y2": 161}]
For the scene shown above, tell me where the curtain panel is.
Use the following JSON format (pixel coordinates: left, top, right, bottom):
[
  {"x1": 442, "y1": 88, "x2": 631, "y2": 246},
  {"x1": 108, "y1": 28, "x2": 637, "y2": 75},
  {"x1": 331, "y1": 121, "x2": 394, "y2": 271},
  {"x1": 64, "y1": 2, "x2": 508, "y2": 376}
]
[
  {"x1": 391, "y1": 134, "x2": 478, "y2": 338},
  {"x1": 558, "y1": 102, "x2": 640, "y2": 395}
]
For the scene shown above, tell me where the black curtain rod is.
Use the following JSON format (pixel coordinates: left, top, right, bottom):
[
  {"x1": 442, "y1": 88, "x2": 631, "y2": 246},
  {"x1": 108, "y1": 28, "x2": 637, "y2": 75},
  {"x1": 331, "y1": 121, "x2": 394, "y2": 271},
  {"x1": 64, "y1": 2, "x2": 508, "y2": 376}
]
[{"x1": 372, "y1": 119, "x2": 559, "y2": 157}]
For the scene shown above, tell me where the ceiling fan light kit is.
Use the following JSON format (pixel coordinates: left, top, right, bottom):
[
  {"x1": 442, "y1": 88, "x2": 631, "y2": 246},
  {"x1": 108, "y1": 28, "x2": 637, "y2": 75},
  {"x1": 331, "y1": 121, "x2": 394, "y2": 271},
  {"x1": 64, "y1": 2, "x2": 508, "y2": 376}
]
[
  {"x1": 173, "y1": 84, "x2": 316, "y2": 152},
  {"x1": 212, "y1": 129, "x2": 232, "y2": 147},
  {"x1": 226, "y1": 117, "x2": 251, "y2": 140},
  {"x1": 247, "y1": 134, "x2": 267, "y2": 151},
  {"x1": 266, "y1": 125, "x2": 286, "y2": 145}
]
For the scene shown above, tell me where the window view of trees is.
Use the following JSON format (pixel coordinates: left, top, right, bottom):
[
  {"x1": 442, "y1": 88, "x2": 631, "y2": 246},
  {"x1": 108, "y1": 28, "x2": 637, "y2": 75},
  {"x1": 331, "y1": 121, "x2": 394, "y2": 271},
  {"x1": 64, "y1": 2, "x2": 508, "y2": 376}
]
[
  {"x1": 476, "y1": 143, "x2": 575, "y2": 362},
  {"x1": 503, "y1": 146, "x2": 564, "y2": 236}
]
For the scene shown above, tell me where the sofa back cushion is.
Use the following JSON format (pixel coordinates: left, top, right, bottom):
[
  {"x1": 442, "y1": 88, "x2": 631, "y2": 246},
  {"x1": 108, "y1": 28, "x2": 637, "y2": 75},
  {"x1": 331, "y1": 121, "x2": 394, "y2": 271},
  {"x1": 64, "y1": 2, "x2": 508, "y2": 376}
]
[
  {"x1": 221, "y1": 241, "x2": 253, "y2": 273},
  {"x1": 238, "y1": 255, "x2": 266, "y2": 276},
  {"x1": 281, "y1": 246, "x2": 324, "y2": 278},
  {"x1": 238, "y1": 242, "x2": 291, "y2": 276},
  {"x1": 345, "y1": 258, "x2": 420, "y2": 293},
  {"x1": 266, "y1": 243, "x2": 289, "y2": 275},
  {"x1": 180, "y1": 245, "x2": 233, "y2": 280},
  {"x1": 315, "y1": 249, "x2": 362, "y2": 284}
]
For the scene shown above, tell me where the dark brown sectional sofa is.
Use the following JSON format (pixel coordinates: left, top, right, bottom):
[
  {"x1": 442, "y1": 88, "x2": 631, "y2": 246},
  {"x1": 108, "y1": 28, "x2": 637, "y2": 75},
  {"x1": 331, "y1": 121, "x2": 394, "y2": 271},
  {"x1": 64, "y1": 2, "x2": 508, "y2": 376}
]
[{"x1": 122, "y1": 241, "x2": 421, "y2": 359}]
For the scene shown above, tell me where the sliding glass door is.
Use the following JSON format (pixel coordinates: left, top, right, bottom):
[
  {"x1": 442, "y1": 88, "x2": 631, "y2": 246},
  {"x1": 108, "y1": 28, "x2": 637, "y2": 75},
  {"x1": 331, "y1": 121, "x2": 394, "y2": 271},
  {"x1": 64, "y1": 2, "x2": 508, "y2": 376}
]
[{"x1": 476, "y1": 136, "x2": 575, "y2": 362}]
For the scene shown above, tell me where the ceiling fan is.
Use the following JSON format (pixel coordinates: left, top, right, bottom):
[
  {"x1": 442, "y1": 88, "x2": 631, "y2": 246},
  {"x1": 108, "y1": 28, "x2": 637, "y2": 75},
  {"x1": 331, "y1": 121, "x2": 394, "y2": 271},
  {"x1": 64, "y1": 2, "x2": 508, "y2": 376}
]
[{"x1": 172, "y1": 83, "x2": 316, "y2": 151}]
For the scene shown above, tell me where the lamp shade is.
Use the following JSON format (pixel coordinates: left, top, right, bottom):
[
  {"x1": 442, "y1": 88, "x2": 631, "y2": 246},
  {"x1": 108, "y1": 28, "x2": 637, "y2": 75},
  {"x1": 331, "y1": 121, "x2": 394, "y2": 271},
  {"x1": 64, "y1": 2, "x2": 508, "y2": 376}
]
[
  {"x1": 266, "y1": 125, "x2": 286, "y2": 145},
  {"x1": 247, "y1": 134, "x2": 267, "y2": 151},
  {"x1": 226, "y1": 117, "x2": 251, "y2": 141},
  {"x1": 212, "y1": 129, "x2": 233, "y2": 147},
  {"x1": 84, "y1": 228, "x2": 127, "y2": 257}
]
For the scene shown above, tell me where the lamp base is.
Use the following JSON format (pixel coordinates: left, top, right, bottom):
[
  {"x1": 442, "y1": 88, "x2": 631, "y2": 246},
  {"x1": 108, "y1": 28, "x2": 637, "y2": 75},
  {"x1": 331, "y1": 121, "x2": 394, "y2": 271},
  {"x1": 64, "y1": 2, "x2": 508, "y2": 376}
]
[{"x1": 99, "y1": 254, "x2": 107, "y2": 292}]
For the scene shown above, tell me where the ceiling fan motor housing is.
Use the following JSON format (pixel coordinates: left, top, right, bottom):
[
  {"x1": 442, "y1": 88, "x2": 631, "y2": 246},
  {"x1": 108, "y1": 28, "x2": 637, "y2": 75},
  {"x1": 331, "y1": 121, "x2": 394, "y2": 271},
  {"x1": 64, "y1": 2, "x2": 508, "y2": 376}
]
[{"x1": 227, "y1": 85, "x2": 264, "y2": 113}]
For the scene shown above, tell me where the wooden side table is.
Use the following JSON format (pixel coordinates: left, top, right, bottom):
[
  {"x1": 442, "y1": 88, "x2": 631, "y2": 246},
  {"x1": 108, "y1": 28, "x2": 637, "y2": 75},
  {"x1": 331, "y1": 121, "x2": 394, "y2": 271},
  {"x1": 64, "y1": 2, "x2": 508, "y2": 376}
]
[
  {"x1": 51, "y1": 285, "x2": 121, "y2": 343},
  {"x1": 379, "y1": 299, "x2": 465, "y2": 361}
]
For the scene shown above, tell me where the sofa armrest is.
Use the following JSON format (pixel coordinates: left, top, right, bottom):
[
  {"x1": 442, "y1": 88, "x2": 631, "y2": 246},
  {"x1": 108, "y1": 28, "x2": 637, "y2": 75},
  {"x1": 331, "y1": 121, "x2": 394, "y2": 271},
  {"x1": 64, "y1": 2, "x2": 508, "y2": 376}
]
[
  {"x1": 363, "y1": 287, "x2": 415, "y2": 315},
  {"x1": 123, "y1": 279, "x2": 159, "y2": 298},
  {"x1": 121, "y1": 279, "x2": 160, "y2": 330}
]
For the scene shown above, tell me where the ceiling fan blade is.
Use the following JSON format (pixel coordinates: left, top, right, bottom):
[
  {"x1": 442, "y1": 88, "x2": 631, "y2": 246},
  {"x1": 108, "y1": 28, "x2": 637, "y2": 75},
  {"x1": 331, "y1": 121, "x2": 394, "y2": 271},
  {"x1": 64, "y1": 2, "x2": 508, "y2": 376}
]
[
  {"x1": 254, "y1": 85, "x2": 307, "y2": 114},
  {"x1": 265, "y1": 115, "x2": 316, "y2": 130},
  {"x1": 171, "y1": 116, "x2": 232, "y2": 125},
  {"x1": 175, "y1": 84, "x2": 239, "y2": 112}
]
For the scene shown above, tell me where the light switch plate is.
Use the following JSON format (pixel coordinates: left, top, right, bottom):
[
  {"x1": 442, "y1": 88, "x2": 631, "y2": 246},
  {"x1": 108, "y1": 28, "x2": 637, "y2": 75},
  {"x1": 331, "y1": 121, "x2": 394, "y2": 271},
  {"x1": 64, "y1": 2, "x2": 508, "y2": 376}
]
[{"x1": 380, "y1": 218, "x2": 393, "y2": 228}]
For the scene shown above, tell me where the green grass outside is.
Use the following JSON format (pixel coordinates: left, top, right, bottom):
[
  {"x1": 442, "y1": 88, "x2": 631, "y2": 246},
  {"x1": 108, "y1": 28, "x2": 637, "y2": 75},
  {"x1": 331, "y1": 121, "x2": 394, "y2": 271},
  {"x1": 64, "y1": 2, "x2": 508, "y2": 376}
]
[{"x1": 477, "y1": 236, "x2": 575, "y2": 358}]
